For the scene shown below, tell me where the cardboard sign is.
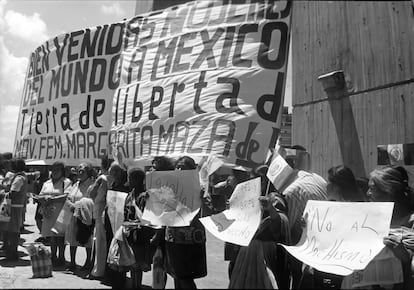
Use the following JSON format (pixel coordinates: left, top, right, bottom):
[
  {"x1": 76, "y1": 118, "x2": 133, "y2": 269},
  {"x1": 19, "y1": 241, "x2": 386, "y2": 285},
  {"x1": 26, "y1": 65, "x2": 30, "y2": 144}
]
[
  {"x1": 106, "y1": 190, "x2": 128, "y2": 234},
  {"x1": 281, "y1": 201, "x2": 394, "y2": 276},
  {"x1": 200, "y1": 177, "x2": 261, "y2": 246},
  {"x1": 142, "y1": 170, "x2": 201, "y2": 226}
]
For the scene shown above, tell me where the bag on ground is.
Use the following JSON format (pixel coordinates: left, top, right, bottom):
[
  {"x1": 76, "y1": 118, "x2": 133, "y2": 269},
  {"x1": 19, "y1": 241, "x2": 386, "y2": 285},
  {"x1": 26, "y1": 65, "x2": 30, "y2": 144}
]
[
  {"x1": 0, "y1": 191, "x2": 11, "y2": 223},
  {"x1": 25, "y1": 242, "x2": 52, "y2": 278}
]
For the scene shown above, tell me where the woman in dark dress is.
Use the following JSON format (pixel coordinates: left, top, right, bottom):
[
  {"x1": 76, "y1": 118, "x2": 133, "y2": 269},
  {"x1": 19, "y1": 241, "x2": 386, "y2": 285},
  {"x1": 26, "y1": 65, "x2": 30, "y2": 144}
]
[
  {"x1": 164, "y1": 156, "x2": 207, "y2": 289},
  {"x1": 124, "y1": 167, "x2": 156, "y2": 288}
]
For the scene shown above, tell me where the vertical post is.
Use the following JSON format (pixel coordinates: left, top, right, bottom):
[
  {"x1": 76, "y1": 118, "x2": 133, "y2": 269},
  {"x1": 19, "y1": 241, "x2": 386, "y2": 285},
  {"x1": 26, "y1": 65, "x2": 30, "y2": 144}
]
[{"x1": 318, "y1": 71, "x2": 366, "y2": 177}]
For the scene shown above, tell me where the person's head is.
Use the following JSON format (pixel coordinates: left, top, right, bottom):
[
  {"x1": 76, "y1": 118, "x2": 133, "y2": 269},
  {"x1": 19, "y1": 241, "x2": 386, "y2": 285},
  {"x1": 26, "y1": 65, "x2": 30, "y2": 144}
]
[
  {"x1": 283, "y1": 145, "x2": 310, "y2": 171},
  {"x1": 50, "y1": 161, "x2": 65, "y2": 181},
  {"x1": 368, "y1": 166, "x2": 412, "y2": 206},
  {"x1": 175, "y1": 156, "x2": 196, "y2": 170},
  {"x1": 327, "y1": 165, "x2": 360, "y2": 201},
  {"x1": 77, "y1": 163, "x2": 94, "y2": 182},
  {"x1": 109, "y1": 163, "x2": 127, "y2": 184},
  {"x1": 152, "y1": 156, "x2": 175, "y2": 171},
  {"x1": 11, "y1": 158, "x2": 26, "y2": 173},
  {"x1": 128, "y1": 168, "x2": 146, "y2": 193},
  {"x1": 101, "y1": 155, "x2": 113, "y2": 173}
]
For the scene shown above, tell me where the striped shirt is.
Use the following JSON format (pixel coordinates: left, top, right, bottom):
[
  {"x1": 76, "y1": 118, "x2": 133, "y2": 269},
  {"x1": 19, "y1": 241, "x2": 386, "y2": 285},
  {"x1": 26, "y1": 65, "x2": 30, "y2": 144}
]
[{"x1": 282, "y1": 170, "x2": 328, "y2": 240}]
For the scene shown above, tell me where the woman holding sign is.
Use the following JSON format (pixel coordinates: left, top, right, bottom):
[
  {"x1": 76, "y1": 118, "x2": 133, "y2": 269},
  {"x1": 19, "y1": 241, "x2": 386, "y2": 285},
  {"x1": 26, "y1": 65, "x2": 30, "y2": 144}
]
[
  {"x1": 229, "y1": 164, "x2": 290, "y2": 289},
  {"x1": 163, "y1": 156, "x2": 207, "y2": 289},
  {"x1": 37, "y1": 161, "x2": 72, "y2": 267}
]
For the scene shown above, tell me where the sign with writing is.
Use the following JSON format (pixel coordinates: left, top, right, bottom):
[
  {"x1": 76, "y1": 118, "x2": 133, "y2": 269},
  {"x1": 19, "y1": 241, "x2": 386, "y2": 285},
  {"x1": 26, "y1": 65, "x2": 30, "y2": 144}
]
[
  {"x1": 106, "y1": 190, "x2": 128, "y2": 234},
  {"x1": 281, "y1": 201, "x2": 394, "y2": 276},
  {"x1": 200, "y1": 177, "x2": 261, "y2": 246},
  {"x1": 111, "y1": 0, "x2": 292, "y2": 169},
  {"x1": 142, "y1": 170, "x2": 201, "y2": 226},
  {"x1": 266, "y1": 153, "x2": 293, "y2": 189},
  {"x1": 14, "y1": 22, "x2": 124, "y2": 165}
]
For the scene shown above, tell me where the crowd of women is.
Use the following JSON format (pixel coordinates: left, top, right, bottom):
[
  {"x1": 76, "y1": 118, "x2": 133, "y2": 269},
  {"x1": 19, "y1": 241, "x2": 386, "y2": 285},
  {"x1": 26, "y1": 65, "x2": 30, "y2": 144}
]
[{"x1": 0, "y1": 146, "x2": 413, "y2": 289}]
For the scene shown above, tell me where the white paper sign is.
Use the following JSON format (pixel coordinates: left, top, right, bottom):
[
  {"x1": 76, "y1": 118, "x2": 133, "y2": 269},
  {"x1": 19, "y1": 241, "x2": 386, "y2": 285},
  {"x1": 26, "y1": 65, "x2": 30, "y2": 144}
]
[
  {"x1": 142, "y1": 170, "x2": 201, "y2": 227},
  {"x1": 266, "y1": 153, "x2": 294, "y2": 189},
  {"x1": 106, "y1": 190, "x2": 128, "y2": 234},
  {"x1": 200, "y1": 177, "x2": 261, "y2": 246},
  {"x1": 281, "y1": 201, "x2": 394, "y2": 276}
]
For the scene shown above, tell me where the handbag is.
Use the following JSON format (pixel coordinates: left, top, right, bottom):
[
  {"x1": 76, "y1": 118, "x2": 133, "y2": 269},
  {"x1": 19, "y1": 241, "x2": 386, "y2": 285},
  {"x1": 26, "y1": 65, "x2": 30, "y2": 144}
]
[
  {"x1": 107, "y1": 226, "x2": 136, "y2": 272},
  {"x1": 0, "y1": 191, "x2": 11, "y2": 223}
]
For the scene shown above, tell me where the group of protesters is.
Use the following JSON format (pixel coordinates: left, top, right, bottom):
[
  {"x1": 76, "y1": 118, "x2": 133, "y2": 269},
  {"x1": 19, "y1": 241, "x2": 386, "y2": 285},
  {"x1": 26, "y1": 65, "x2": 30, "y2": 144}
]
[{"x1": 0, "y1": 146, "x2": 414, "y2": 289}]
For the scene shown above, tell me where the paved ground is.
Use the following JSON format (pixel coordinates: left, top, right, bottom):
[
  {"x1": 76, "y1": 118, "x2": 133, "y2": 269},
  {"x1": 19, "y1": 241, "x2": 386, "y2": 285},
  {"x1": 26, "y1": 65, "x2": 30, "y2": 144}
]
[{"x1": 0, "y1": 200, "x2": 230, "y2": 289}]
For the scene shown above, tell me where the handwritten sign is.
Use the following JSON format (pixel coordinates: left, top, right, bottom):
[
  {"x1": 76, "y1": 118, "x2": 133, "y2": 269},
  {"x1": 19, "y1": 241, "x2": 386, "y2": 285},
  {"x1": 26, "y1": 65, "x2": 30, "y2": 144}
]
[
  {"x1": 281, "y1": 201, "x2": 394, "y2": 276},
  {"x1": 142, "y1": 170, "x2": 201, "y2": 226},
  {"x1": 106, "y1": 190, "x2": 128, "y2": 234},
  {"x1": 266, "y1": 153, "x2": 294, "y2": 189},
  {"x1": 200, "y1": 177, "x2": 261, "y2": 246}
]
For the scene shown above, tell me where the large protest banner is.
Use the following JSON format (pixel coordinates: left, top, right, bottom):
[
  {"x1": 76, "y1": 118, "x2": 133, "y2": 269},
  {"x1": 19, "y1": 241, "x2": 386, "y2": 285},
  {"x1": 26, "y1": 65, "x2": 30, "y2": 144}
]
[
  {"x1": 111, "y1": 0, "x2": 292, "y2": 169},
  {"x1": 14, "y1": 0, "x2": 291, "y2": 168},
  {"x1": 14, "y1": 21, "x2": 125, "y2": 165},
  {"x1": 281, "y1": 201, "x2": 394, "y2": 276},
  {"x1": 200, "y1": 177, "x2": 261, "y2": 246},
  {"x1": 142, "y1": 170, "x2": 201, "y2": 226}
]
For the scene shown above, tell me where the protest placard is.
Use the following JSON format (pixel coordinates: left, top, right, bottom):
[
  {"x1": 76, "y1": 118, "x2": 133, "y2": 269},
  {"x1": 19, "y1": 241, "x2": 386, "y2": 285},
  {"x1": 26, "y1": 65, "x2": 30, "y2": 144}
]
[
  {"x1": 111, "y1": 0, "x2": 292, "y2": 169},
  {"x1": 142, "y1": 170, "x2": 201, "y2": 226},
  {"x1": 106, "y1": 190, "x2": 128, "y2": 234},
  {"x1": 200, "y1": 177, "x2": 261, "y2": 246},
  {"x1": 281, "y1": 201, "x2": 394, "y2": 276}
]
